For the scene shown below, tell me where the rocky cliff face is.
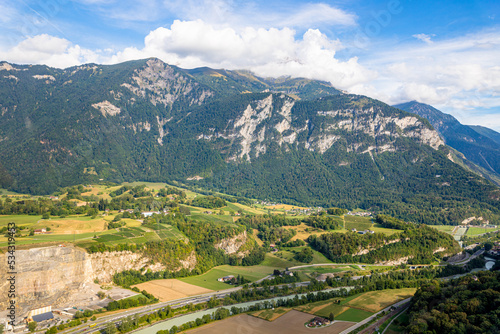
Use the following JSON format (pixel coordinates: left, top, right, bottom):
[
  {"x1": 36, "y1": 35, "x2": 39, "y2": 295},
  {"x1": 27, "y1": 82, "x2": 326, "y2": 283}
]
[
  {"x1": 214, "y1": 231, "x2": 249, "y2": 255},
  {"x1": 0, "y1": 245, "x2": 191, "y2": 315},
  {"x1": 195, "y1": 94, "x2": 444, "y2": 162}
]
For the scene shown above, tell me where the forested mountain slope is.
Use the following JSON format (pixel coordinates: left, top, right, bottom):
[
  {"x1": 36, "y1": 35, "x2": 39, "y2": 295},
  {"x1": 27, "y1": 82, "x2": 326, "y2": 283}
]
[
  {"x1": 395, "y1": 101, "x2": 500, "y2": 185},
  {"x1": 0, "y1": 58, "x2": 499, "y2": 224}
]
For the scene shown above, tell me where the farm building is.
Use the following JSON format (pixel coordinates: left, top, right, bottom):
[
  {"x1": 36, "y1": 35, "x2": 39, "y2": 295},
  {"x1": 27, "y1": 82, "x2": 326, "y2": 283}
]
[{"x1": 217, "y1": 275, "x2": 235, "y2": 282}]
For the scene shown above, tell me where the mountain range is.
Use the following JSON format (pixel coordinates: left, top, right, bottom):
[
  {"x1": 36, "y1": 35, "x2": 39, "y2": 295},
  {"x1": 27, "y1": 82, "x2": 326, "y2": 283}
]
[
  {"x1": 395, "y1": 101, "x2": 500, "y2": 186},
  {"x1": 0, "y1": 58, "x2": 499, "y2": 224}
]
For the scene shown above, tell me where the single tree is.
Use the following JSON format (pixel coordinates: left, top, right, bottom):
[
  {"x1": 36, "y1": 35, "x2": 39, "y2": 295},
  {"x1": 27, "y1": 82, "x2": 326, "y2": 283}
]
[{"x1": 28, "y1": 321, "x2": 38, "y2": 332}]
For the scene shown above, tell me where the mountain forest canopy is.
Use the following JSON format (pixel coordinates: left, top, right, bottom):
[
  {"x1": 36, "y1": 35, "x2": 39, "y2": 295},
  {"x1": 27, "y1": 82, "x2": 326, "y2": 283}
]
[{"x1": 0, "y1": 58, "x2": 499, "y2": 225}]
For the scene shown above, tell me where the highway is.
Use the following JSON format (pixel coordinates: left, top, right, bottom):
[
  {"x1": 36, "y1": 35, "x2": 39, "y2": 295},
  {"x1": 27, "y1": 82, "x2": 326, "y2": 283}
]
[{"x1": 51, "y1": 252, "x2": 487, "y2": 334}]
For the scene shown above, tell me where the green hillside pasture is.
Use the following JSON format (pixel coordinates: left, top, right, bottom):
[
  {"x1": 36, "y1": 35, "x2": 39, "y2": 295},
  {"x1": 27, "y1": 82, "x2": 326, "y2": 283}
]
[
  {"x1": 344, "y1": 216, "x2": 400, "y2": 235},
  {"x1": 277, "y1": 246, "x2": 333, "y2": 265},
  {"x1": 371, "y1": 224, "x2": 401, "y2": 236},
  {"x1": 260, "y1": 253, "x2": 298, "y2": 268},
  {"x1": 82, "y1": 224, "x2": 186, "y2": 247},
  {"x1": 179, "y1": 264, "x2": 272, "y2": 290},
  {"x1": 222, "y1": 202, "x2": 266, "y2": 215},
  {"x1": 431, "y1": 225, "x2": 455, "y2": 234},
  {"x1": 189, "y1": 212, "x2": 234, "y2": 224},
  {"x1": 344, "y1": 215, "x2": 373, "y2": 231}
]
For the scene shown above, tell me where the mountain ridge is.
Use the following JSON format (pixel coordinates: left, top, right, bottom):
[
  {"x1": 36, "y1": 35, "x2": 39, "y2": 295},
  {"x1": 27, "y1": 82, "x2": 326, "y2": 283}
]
[
  {"x1": 1, "y1": 58, "x2": 499, "y2": 224},
  {"x1": 394, "y1": 101, "x2": 500, "y2": 185}
]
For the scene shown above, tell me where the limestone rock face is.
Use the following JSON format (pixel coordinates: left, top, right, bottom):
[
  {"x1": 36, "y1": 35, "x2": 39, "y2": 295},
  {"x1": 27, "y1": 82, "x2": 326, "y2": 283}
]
[
  {"x1": 89, "y1": 250, "x2": 166, "y2": 284},
  {"x1": 0, "y1": 246, "x2": 89, "y2": 316},
  {"x1": 197, "y1": 94, "x2": 445, "y2": 161},
  {"x1": 0, "y1": 245, "x2": 167, "y2": 316},
  {"x1": 214, "y1": 231, "x2": 248, "y2": 255}
]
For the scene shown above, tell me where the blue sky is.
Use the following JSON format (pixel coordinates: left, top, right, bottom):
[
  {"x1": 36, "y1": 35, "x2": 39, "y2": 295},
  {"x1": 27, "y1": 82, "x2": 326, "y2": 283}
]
[{"x1": 1, "y1": 0, "x2": 500, "y2": 130}]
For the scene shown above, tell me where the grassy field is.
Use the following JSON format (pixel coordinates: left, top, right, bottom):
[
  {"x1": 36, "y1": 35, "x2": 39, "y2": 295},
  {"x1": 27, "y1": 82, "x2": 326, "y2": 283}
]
[
  {"x1": 179, "y1": 264, "x2": 273, "y2": 290},
  {"x1": 344, "y1": 215, "x2": 373, "y2": 230},
  {"x1": 467, "y1": 226, "x2": 499, "y2": 236},
  {"x1": 370, "y1": 223, "x2": 401, "y2": 236},
  {"x1": 431, "y1": 225, "x2": 455, "y2": 233},
  {"x1": 345, "y1": 288, "x2": 416, "y2": 313},
  {"x1": 274, "y1": 246, "x2": 333, "y2": 265},
  {"x1": 0, "y1": 215, "x2": 42, "y2": 227},
  {"x1": 335, "y1": 308, "x2": 374, "y2": 322},
  {"x1": 315, "y1": 303, "x2": 350, "y2": 318}
]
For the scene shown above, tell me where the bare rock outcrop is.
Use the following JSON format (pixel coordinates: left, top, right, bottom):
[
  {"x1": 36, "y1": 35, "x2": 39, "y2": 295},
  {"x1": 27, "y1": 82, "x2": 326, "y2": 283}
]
[
  {"x1": 0, "y1": 245, "x2": 188, "y2": 316},
  {"x1": 214, "y1": 231, "x2": 248, "y2": 255}
]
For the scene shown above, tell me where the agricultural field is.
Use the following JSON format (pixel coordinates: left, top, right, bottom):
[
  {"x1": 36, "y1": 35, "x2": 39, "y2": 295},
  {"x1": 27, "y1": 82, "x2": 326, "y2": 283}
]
[
  {"x1": 292, "y1": 288, "x2": 414, "y2": 324},
  {"x1": 344, "y1": 288, "x2": 416, "y2": 313},
  {"x1": 344, "y1": 215, "x2": 373, "y2": 230},
  {"x1": 286, "y1": 223, "x2": 333, "y2": 241},
  {"x1": 132, "y1": 279, "x2": 213, "y2": 302},
  {"x1": 186, "y1": 310, "x2": 355, "y2": 334},
  {"x1": 0, "y1": 214, "x2": 42, "y2": 227},
  {"x1": 0, "y1": 213, "x2": 187, "y2": 248},
  {"x1": 431, "y1": 225, "x2": 455, "y2": 233},
  {"x1": 294, "y1": 298, "x2": 349, "y2": 317},
  {"x1": 466, "y1": 226, "x2": 500, "y2": 236},
  {"x1": 335, "y1": 308, "x2": 374, "y2": 322},
  {"x1": 32, "y1": 216, "x2": 108, "y2": 234},
  {"x1": 250, "y1": 307, "x2": 292, "y2": 321}
]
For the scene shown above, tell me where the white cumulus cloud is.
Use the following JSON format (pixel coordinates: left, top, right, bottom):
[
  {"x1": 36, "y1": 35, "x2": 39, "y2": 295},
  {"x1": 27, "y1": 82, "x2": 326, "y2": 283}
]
[
  {"x1": 0, "y1": 34, "x2": 100, "y2": 68},
  {"x1": 110, "y1": 20, "x2": 374, "y2": 90}
]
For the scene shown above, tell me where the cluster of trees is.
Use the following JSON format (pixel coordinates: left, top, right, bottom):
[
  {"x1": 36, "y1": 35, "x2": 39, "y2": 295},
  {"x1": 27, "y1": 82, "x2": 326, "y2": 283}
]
[
  {"x1": 107, "y1": 292, "x2": 157, "y2": 311},
  {"x1": 327, "y1": 207, "x2": 348, "y2": 215},
  {"x1": 407, "y1": 271, "x2": 500, "y2": 333},
  {"x1": 303, "y1": 215, "x2": 342, "y2": 230},
  {"x1": 190, "y1": 195, "x2": 226, "y2": 209},
  {"x1": 157, "y1": 186, "x2": 186, "y2": 198},
  {"x1": 309, "y1": 215, "x2": 459, "y2": 264},
  {"x1": 257, "y1": 226, "x2": 296, "y2": 244},
  {"x1": 255, "y1": 271, "x2": 300, "y2": 287},
  {"x1": 295, "y1": 247, "x2": 314, "y2": 263},
  {"x1": 0, "y1": 196, "x2": 89, "y2": 216},
  {"x1": 237, "y1": 214, "x2": 303, "y2": 246}
]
